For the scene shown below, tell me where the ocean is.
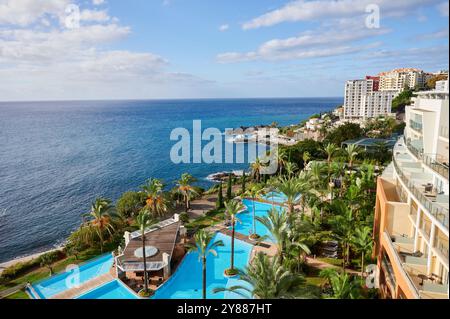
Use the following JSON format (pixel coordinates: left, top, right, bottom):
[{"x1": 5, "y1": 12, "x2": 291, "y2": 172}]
[{"x1": 0, "y1": 98, "x2": 342, "y2": 262}]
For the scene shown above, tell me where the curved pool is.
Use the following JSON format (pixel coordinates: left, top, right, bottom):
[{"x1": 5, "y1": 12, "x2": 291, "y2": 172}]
[{"x1": 152, "y1": 232, "x2": 252, "y2": 299}]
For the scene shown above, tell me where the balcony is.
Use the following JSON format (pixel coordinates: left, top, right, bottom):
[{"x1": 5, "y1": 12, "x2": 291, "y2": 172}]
[
  {"x1": 409, "y1": 120, "x2": 423, "y2": 133},
  {"x1": 393, "y1": 140, "x2": 449, "y2": 230},
  {"x1": 406, "y1": 138, "x2": 449, "y2": 180},
  {"x1": 384, "y1": 232, "x2": 448, "y2": 299}
]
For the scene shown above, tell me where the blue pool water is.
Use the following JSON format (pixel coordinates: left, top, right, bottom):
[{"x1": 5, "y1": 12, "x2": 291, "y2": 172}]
[
  {"x1": 153, "y1": 232, "x2": 253, "y2": 299},
  {"x1": 77, "y1": 280, "x2": 139, "y2": 299},
  {"x1": 29, "y1": 253, "x2": 114, "y2": 299},
  {"x1": 234, "y1": 199, "x2": 283, "y2": 242}
]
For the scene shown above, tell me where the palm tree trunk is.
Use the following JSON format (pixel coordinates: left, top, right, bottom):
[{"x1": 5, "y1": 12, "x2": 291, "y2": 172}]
[
  {"x1": 231, "y1": 223, "x2": 235, "y2": 270},
  {"x1": 142, "y1": 235, "x2": 149, "y2": 293},
  {"x1": 252, "y1": 199, "x2": 257, "y2": 236},
  {"x1": 361, "y1": 252, "x2": 365, "y2": 277},
  {"x1": 185, "y1": 195, "x2": 189, "y2": 212},
  {"x1": 99, "y1": 231, "x2": 104, "y2": 253},
  {"x1": 202, "y1": 257, "x2": 207, "y2": 299}
]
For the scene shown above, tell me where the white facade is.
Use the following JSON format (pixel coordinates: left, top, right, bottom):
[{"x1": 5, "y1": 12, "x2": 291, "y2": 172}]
[
  {"x1": 436, "y1": 80, "x2": 449, "y2": 92},
  {"x1": 344, "y1": 79, "x2": 396, "y2": 119}
]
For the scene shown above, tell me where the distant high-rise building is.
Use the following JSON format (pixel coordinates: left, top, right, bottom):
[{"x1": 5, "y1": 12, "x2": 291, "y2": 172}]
[
  {"x1": 379, "y1": 68, "x2": 431, "y2": 92},
  {"x1": 343, "y1": 76, "x2": 397, "y2": 120}
]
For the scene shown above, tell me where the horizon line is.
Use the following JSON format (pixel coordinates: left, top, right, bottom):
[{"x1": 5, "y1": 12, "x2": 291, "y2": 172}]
[{"x1": 0, "y1": 96, "x2": 344, "y2": 104}]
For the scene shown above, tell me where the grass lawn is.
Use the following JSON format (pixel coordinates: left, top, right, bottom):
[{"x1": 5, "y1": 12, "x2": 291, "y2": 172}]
[
  {"x1": 5, "y1": 290, "x2": 29, "y2": 299},
  {"x1": 186, "y1": 208, "x2": 225, "y2": 230}
]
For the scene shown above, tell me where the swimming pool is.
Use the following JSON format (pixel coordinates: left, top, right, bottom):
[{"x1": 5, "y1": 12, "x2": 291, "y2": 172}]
[
  {"x1": 77, "y1": 279, "x2": 139, "y2": 299},
  {"x1": 152, "y1": 232, "x2": 252, "y2": 299},
  {"x1": 28, "y1": 253, "x2": 114, "y2": 299},
  {"x1": 234, "y1": 199, "x2": 282, "y2": 242}
]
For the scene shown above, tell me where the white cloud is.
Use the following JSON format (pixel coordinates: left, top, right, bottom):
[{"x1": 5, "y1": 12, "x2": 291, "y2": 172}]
[
  {"x1": 242, "y1": 0, "x2": 441, "y2": 29},
  {"x1": 217, "y1": 22, "x2": 389, "y2": 63},
  {"x1": 80, "y1": 9, "x2": 110, "y2": 22},
  {"x1": 437, "y1": 1, "x2": 449, "y2": 16},
  {"x1": 219, "y1": 24, "x2": 229, "y2": 32},
  {"x1": 92, "y1": 0, "x2": 105, "y2": 5},
  {"x1": 0, "y1": 0, "x2": 70, "y2": 26},
  {"x1": 0, "y1": 0, "x2": 211, "y2": 100}
]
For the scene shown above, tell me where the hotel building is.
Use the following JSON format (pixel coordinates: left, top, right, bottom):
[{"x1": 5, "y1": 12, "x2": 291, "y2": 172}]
[
  {"x1": 379, "y1": 68, "x2": 431, "y2": 92},
  {"x1": 373, "y1": 81, "x2": 449, "y2": 299},
  {"x1": 343, "y1": 76, "x2": 397, "y2": 119}
]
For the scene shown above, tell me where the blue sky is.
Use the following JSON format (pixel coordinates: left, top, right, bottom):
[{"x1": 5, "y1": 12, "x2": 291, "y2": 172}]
[{"x1": 0, "y1": 0, "x2": 448, "y2": 100}]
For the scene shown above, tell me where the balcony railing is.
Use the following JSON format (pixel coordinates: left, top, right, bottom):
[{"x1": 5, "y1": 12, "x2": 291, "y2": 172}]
[
  {"x1": 409, "y1": 120, "x2": 423, "y2": 133},
  {"x1": 393, "y1": 156, "x2": 449, "y2": 229},
  {"x1": 406, "y1": 140, "x2": 449, "y2": 180}
]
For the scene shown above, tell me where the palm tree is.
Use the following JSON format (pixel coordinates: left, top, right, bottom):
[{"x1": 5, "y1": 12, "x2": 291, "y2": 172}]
[
  {"x1": 302, "y1": 151, "x2": 311, "y2": 168},
  {"x1": 284, "y1": 162, "x2": 298, "y2": 179},
  {"x1": 83, "y1": 198, "x2": 116, "y2": 253},
  {"x1": 243, "y1": 184, "x2": 264, "y2": 239},
  {"x1": 176, "y1": 173, "x2": 198, "y2": 212},
  {"x1": 330, "y1": 200, "x2": 354, "y2": 269},
  {"x1": 134, "y1": 209, "x2": 159, "y2": 295},
  {"x1": 320, "y1": 269, "x2": 361, "y2": 299},
  {"x1": 256, "y1": 208, "x2": 289, "y2": 261},
  {"x1": 224, "y1": 200, "x2": 245, "y2": 276},
  {"x1": 277, "y1": 177, "x2": 302, "y2": 215},
  {"x1": 213, "y1": 253, "x2": 313, "y2": 299},
  {"x1": 40, "y1": 253, "x2": 57, "y2": 276},
  {"x1": 351, "y1": 226, "x2": 373, "y2": 276},
  {"x1": 275, "y1": 148, "x2": 288, "y2": 176},
  {"x1": 251, "y1": 157, "x2": 264, "y2": 182},
  {"x1": 324, "y1": 143, "x2": 339, "y2": 165},
  {"x1": 187, "y1": 230, "x2": 224, "y2": 299},
  {"x1": 345, "y1": 144, "x2": 360, "y2": 170},
  {"x1": 141, "y1": 178, "x2": 168, "y2": 217}
]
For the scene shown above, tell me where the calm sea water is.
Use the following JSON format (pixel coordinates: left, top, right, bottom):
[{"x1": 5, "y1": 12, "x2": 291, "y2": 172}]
[{"x1": 0, "y1": 98, "x2": 342, "y2": 262}]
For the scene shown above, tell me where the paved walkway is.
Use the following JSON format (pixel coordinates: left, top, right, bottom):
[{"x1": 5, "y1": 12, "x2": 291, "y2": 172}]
[{"x1": 306, "y1": 257, "x2": 361, "y2": 275}]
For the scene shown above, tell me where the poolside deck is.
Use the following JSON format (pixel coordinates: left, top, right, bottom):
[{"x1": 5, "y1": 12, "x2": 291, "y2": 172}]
[{"x1": 50, "y1": 271, "x2": 115, "y2": 299}]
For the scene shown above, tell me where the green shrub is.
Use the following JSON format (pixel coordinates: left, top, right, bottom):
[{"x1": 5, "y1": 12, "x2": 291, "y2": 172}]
[{"x1": 179, "y1": 212, "x2": 190, "y2": 224}]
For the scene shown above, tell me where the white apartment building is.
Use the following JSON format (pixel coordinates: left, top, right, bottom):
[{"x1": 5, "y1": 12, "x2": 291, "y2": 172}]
[
  {"x1": 436, "y1": 80, "x2": 449, "y2": 92},
  {"x1": 379, "y1": 68, "x2": 431, "y2": 92},
  {"x1": 343, "y1": 78, "x2": 397, "y2": 119},
  {"x1": 374, "y1": 81, "x2": 449, "y2": 299}
]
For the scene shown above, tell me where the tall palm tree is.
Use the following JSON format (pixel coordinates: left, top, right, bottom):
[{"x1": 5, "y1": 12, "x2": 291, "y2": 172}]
[
  {"x1": 330, "y1": 200, "x2": 354, "y2": 269},
  {"x1": 224, "y1": 200, "x2": 245, "y2": 275},
  {"x1": 176, "y1": 173, "x2": 198, "y2": 212},
  {"x1": 141, "y1": 178, "x2": 168, "y2": 217},
  {"x1": 275, "y1": 148, "x2": 288, "y2": 176},
  {"x1": 251, "y1": 157, "x2": 264, "y2": 182},
  {"x1": 134, "y1": 209, "x2": 158, "y2": 295},
  {"x1": 302, "y1": 151, "x2": 311, "y2": 168},
  {"x1": 243, "y1": 184, "x2": 264, "y2": 239},
  {"x1": 345, "y1": 144, "x2": 360, "y2": 170},
  {"x1": 256, "y1": 208, "x2": 289, "y2": 262},
  {"x1": 83, "y1": 198, "x2": 116, "y2": 253},
  {"x1": 324, "y1": 143, "x2": 339, "y2": 165},
  {"x1": 187, "y1": 230, "x2": 224, "y2": 299},
  {"x1": 351, "y1": 226, "x2": 373, "y2": 276},
  {"x1": 284, "y1": 162, "x2": 298, "y2": 179},
  {"x1": 277, "y1": 177, "x2": 302, "y2": 215},
  {"x1": 213, "y1": 253, "x2": 313, "y2": 299}
]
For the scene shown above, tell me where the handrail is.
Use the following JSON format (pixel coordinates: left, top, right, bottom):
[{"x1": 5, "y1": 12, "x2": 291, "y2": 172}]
[
  {"x1": 393, "y1": 154, "x2": 449, "y2": 229},
  {"x1": 406, "y1": 140, "x2": 449, "y2": 180}
]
